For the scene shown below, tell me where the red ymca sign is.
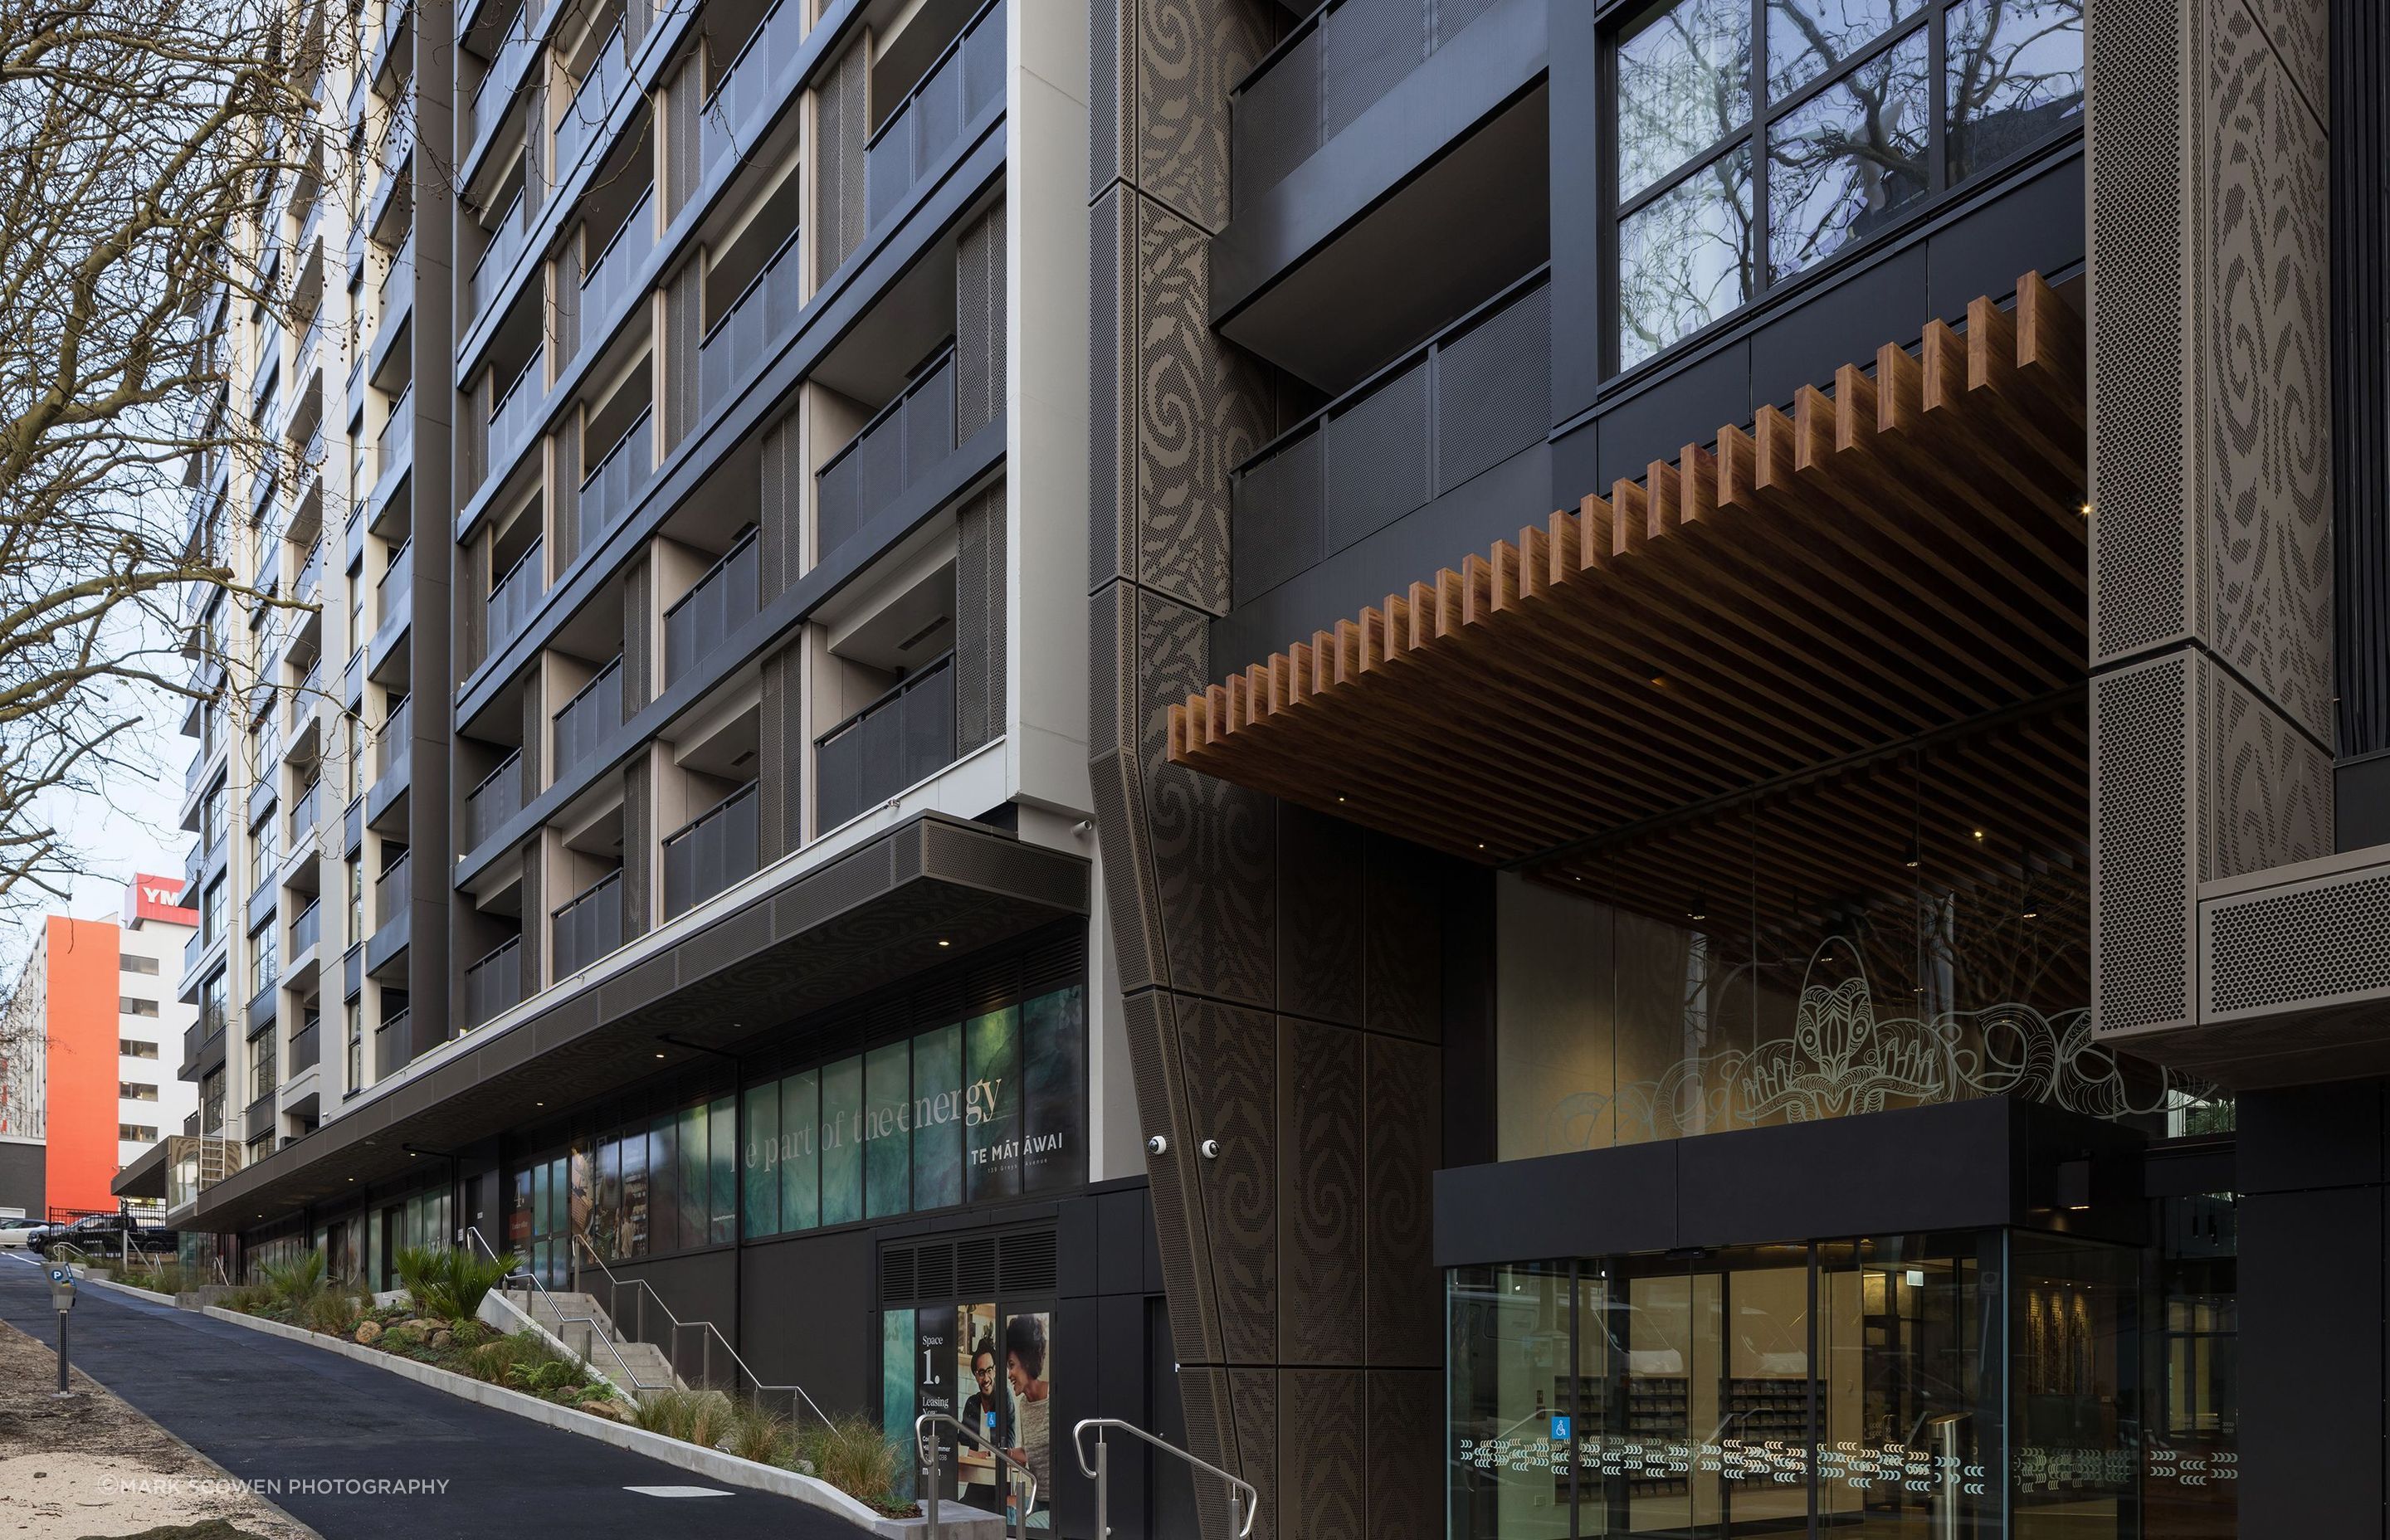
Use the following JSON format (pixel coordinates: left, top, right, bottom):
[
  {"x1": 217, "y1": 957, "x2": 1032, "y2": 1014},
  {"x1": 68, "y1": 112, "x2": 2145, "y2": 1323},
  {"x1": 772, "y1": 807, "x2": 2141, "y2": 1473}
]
[{"x1": 125, "y1": 874, "x2": 197, "y2": 925}]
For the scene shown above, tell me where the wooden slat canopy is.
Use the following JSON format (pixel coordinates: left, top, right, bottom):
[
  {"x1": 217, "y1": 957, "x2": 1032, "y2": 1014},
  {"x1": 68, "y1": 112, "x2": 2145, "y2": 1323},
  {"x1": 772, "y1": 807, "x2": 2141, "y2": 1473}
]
[{"x1": 1168, "y1": 273, "x2": 2090, "y2": 913}]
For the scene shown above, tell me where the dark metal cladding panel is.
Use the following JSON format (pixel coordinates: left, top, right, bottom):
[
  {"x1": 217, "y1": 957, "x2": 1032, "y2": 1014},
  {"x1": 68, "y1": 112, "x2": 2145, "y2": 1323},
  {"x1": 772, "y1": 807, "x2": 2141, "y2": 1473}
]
[
  {"x1": 519, "y1": 839, "x2": 544, "y2": 996},
  {"x1": 1123, "y1": 987, "x2": 1219, "y2": 1362},
  {"x1": 1277, "y1": 1017, "x2": 1364, "y2": 1366},
  {"x1": 622, "y1": 553, "x2": 654, "y2": 715},
  {"x1": 957, "y1": 200, "x2": 1006, "y2": 441},
  {"x1": 1176, "y1": 997, "x2": 1278, "y2": 1366},
  {"x1": 1324, "y1": 363, "x2": 1428, "y2": 555},
  {"x1": 920, "y1": 819, "x2": 1086, "y2": 913},
  {"x1": 1363, "y1": 1032, "x2": 1441, "y2": 1368},
  {"x1": 1232, "y1": 428, "x2": 1324, "y2": 607},
  {"x1": 773, "y1": 837, "x2": 895, "y2": 938},
  {"x1": 1277, "y1": 1368, "x2": 1363, "y2": 1540},
  {"x1": 622, "y1": 753, "x2": 652, "y2": 941},
  {"x1": 1275, "y1": 801, "x2": 1363, "y2": 1026},
  {"x1": 1435, "y1": 280, "x2": 1549, "y2": 494},
  {"x1": 2335, "y1": 0, "x2": 2390, "y2": 760},
  {"x1": 1225, "y1": 1368, "x2": 1279, "y2": 1540},
  {"x1": 1361, "y1": 832, "x2": 1443, "y2": 1043}
]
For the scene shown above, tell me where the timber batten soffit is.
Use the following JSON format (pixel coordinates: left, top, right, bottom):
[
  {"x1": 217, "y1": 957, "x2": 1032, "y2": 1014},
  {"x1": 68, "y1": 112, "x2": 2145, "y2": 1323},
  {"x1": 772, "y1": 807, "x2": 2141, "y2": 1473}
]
[{"x1": 1167, "y1": 271, "x2": 2090, "y2": 870}]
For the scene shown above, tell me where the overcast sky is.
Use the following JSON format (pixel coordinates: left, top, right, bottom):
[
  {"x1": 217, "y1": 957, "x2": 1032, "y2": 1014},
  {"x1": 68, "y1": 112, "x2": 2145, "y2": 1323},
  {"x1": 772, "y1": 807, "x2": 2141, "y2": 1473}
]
[{"x1": 0, "y1": 709, "x2": 189, "y2": 972}]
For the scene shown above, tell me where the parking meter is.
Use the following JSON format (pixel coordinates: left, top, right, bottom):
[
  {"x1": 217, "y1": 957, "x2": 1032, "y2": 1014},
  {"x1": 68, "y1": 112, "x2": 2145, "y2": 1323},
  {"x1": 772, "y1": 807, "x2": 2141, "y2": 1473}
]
[{"x1": 47, "y1": 1265, "x2": 72, "y2": 1394}]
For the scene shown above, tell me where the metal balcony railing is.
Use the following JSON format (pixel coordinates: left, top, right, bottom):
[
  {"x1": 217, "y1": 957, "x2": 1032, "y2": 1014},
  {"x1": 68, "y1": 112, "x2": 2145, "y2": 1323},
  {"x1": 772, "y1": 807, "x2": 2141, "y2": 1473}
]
[
  {"x1": 698, "y1": 0, "x2": 800, "y2": 170},
  {"x1": 1228, "y1": 271, "x2": 1549, "y2": 606},
  {"x1": 376, "y1": 384, "x2": 415, "y2": 484},
  {"x1": 814, "y1": 347, "x2": 955, "y2": 563},
  {"x1": 487, "y1": 536, "x2": 545, "y2": 650},
  {"x1": 245, "y1": 1089, "x2": 276, "y2": 1144},
  {"x1": 290, "y1": 1016, "x2": 321, "y2": 1072},
  {"x1": 550, "y1": 659, "x2": 621, "y2": 777},
  {"x1": 550, "y1": 870, "x2": 622, "y2": 977},
  {"x1": 466, "y1": 749, "x2": 524, "y2": 847},
  {"x1": 468, "y1": 10, "x2": 541, "y2": 156},
  {"x1": 578, "y1": 186, "x2": 656, "y2": 355},
  {"x1": 377, "y1": 539, "x2": 414, "y2": 627},
  {"x1": 814, "y1": 652, "x2": 956, "y2": 831},
  {"x1": 696, "y1": 226, "x2": 800, "y2": 414},
  {"x1": 465, "y1": 937, "x2": 522, "y2": 1026},
  {"x1": 470, "y1": 188, "x2": 531, "y2": 322},
  {"x1": 294, "y1": 539, "x2": 324, "y2": 604},
  {"x1": 553, "y1": 24, "x2": 627, "y2": 182},
  {"x1": 375, "y1": 1008, "x2": 409, "y2": 1076},
  {"x1": 287, "y1": 778, "x2": 324, "y2": 843},
  {"x1": 862, "y1": 0, "x2": 1006, "y2": 232},
  {"x1": 249, "y1": 316, "x2": 282, "y2": 404},
  {"x1": 578, "y1": 407, "x2": 653, "y2": 550},
  {"x1": 377, "y1": 695, "x2": 412, "y2": 780},
  {"x1": 662, "y1": 529, "x2": 757, "y2": 688},
  {"x1": 661, "y1": 782, "x2": 758, "y2": 919},
  {"x1": 290, "y1": 897, "x2": 322, "y2": 956},
  {"x1": 375, "y1": 850, "x2": 412, "y2": 929},
  {"x1": 483, "y1": 353, "x2": 545, "y2": 491},
  {"x1": 1228, "y1": 0, "x2": 1498, "y2": 212}
]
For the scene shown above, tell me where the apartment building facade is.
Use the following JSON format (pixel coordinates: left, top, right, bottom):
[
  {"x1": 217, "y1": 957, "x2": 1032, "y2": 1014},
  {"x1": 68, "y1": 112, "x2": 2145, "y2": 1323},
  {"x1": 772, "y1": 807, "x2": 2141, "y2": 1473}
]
[
  {"x1": 144, "y1": 0, "x2": 2390, "y2": 1533},
  {"x1": 0, "y1": 877, "x2": 200, "y2": 1218}
]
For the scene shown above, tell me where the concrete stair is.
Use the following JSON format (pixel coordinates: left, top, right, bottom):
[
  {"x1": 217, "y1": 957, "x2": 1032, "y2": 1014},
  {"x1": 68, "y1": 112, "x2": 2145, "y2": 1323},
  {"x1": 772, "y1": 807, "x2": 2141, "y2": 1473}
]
[{"x1": 508, "y1": 1287, "x2": 680, "y2": 1396}]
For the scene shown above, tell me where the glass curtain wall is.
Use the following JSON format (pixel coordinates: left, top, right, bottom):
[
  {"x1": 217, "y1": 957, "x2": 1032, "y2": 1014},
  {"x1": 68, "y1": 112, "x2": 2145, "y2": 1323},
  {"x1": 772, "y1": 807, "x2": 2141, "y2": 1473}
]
[{"x1": 1451, "y1": 1232, "x2": 2149, "y2": 1540}]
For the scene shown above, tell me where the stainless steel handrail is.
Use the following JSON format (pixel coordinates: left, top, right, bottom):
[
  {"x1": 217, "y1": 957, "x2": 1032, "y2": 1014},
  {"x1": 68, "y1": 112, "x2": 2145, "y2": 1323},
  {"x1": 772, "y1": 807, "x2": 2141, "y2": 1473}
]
[
  {"x1": 1073, "y1": 1416, "x2": 1258, "y2": 1540},
  {"x1": 568, "y1": 1231, "x2": 827, "y2": 1422},
  {"x1": 461, "y1": 1225, "x2": 653, "y2": 1399},
  {"x1": 915, "y1": 1410, "x2": 1036, "y2": 1540}
]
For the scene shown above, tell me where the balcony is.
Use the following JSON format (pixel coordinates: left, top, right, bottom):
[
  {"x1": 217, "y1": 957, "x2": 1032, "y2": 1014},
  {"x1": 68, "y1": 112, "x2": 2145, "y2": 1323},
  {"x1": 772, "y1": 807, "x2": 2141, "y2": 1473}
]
[
  {"x1": 1230, "y1": 0, "x2": 1495, "y2": 212},
  {"x1": 814, "y1": 652, "x2": 955, "y2": 831},
  {"x1": 483, "y1": 353, "x2": 546, "y2": 493},
  {"x1": 696, "y1": 227, "x2": 799, "y2": 414},
  {"x1": 661, "y1": 529, "x2": 757, "y2": 688},
  {"x1": 553, "y1": 24, "x2": 627, "y2": 182},
  {"x1": 375, "y1": 851, "x2": 412, "y2": 930},
  {"x1": 488, "y1": 537, "x2": 545, "y2": 651},
  {"x1": 376, "y1": 384, "x2": 415, "y2": 485},
  {"x1": 288, "y1": 778, "x2": 324, "y2": 843},
  {"x1": 375, "y1": 1008, "x2": 409, "y2": 1076},
  {"x1": 1229, "y1": 274, "x2": 1549, "y2": 606},
  {"x1": 378, "y1": 540, "x2": 414, "y2": 628},
  {"x1": 290, "y1": 1016, "x2": 321, "y2": 1073},
  {"x1": 245, "y1": 969, "x2": 278, "y2": 1032},
  {"x1": 248, "y1": 317, "x2": 282, "y2": 405},
  {"x1": 550, "y1": 659, "x2": 621, "y2": 778},
  {"x1": 699, "y1": 0, "x2": 802, "y2": 171},
  {"x1": 814, "y1": 348, "x2": 955, "y2": 562},
  {"x1": 470, "y1": 189, "x2": 533, "y2": 323},
  {"x1": 465, "y1": 937, "x2": 522, "y2": 1026},
  {"x1": 245, "y1": 1090, "x2": 276, "y2": 1145},
  {"x1": 863, "y1": 0, "x2": 1006, "y2": 232},
  {"x1": 466, "y1": 10, "x2": 542, "y2": 163},
  {"x1": 294, "y1": 539, "x2": 324, "y2": 605},
  {"x1": 550, "y1": 870, "x2": 622, "y2": 977},
  {"x1": 661, "y1": 782, "x2": 758, "y2": 919},
  {"x1": 377, "y1": 695, "x2": 413, "y2": 782},
  {"x1": 578, "y1": 186, "x2": 656, "y2": 355},
  {"x1": 465, "y1": 748, "x2": 524, "y2": 847},
  {"x1": 578, "y1": 408, "x2": 653, "y2": 551},
  {"x1": 290, "y1": 896, "x2": 323, "y2": 957}
]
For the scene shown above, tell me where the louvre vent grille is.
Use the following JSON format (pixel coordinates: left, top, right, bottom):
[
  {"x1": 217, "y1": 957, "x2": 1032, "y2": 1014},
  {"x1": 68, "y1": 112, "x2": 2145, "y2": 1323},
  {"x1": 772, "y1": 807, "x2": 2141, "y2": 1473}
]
[{"x1": 880, "y1": 1227, "x2": 1057, "y2": 1306}]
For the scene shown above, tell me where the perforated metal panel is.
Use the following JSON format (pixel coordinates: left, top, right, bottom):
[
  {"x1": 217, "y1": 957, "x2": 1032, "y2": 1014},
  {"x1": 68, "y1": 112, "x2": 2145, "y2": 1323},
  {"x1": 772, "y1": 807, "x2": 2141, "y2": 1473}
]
[
  {"x1": 955, "y1": 202, "x2": 1006, "y2": 441},
  {"x1": 551, "y1": 425, "x2": 582, "y2": 570},
  {"x1": 1327, "y1": 365, "x2": 1429, "y2": 553},
  {"x1": 813, "y1": 43, "x2": 868, "y2": 278},
  {"x1": 1436, "y1": 281, "x2": 1549, "y2": 494},
  {"x1": 622, "y1": 555, "x2": 654, "y2": 714},
  {"x1": 2087, "y1": 0, "x2": 2192, "y2": 660},
  {"x1": 2205, "y1": 865, "x2": 2390, "y2": 1016},
  {"x1": 1433, "y1": 0, "x2": 1501, "y2": 46},
  {"x1": 954, "y1": 483, "x2": 1005, "y2": 753},
  {"x1": 758, "y1": 412, "x2": 797, "y2": 598},
  {"x1": 663, "y1": 263, "x2": 700, "y2": 453},
  {"x1": 622, "y1": 755, "x2": 653, "y2": 942},
  {"x1": 665, "y1": 55, "x2": 700, "y2": 222},
  {"x1": 1324, "y1": 0, "x2": 1425, "y2": 143},
  {"x1": 1232, "y1": 30, "x2": 1321, "y2": 211},
  {"x1": 1232, "y1": 430, "x2": 1325, "y2": 607},
  {"x1": 2091, "y1": 657, "x2": 2196, "y2": 1036}
]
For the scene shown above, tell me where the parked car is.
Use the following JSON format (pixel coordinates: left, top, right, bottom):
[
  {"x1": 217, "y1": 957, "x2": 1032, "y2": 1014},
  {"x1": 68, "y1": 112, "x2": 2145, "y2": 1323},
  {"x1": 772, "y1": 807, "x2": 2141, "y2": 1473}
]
[
  {"x1": 28, "y1": 1213, "x2": 177, "y2": 1257},
  {"x1": 0, "y1": 1217, "x2": 45, "y2": 1248}
]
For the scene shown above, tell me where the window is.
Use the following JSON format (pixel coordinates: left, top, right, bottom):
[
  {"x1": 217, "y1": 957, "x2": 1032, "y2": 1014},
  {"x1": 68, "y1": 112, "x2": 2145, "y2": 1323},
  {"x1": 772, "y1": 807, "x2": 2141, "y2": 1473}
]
[
  {"x1": 203, "y1": 878, "x2": 227, "y2": 943},
  {"x1": 119, "y1": 1124, "x2": 159, "y2": 1143},
  {"x1": 250, "y1": 821, "x2": 277, "y2": 889},
  {"x1": 120, "y1": 996, "x2": 159, "y2": 1017},
  {"x1": 120, "y1": 1082, "x2": 159, "y2": 1101},
  {"x1": 249, "y1": 1029, "x2": 277, "y2": 1095},
  {"x1": 121, "y1": 1039, "x2": 159, "y2": 1060},
  {"x1": 201, "y1": 778, "x2": 228, "y2": 846},
  {"x1": 1610, "y1": 0, "x2": 2084, "y2": 369},
  {"x1": 120, "y1": 953, "x2": 159, "y2": 976},
  {"x1": 201, "y1": 1068, "x2": 226, "y2": 1133},
  {"x1": 202, "y1": 969, "x2": 228, "y2": 1034},
  {"x1": 248, "y1": 925, "x2": 278, "y2": 991},
  {"x1": 346, "y1": 855, "x2": 363, "y2": 941},
  {"x1": 345, "y1": 999, "x2": 363, "y2": 1093}
]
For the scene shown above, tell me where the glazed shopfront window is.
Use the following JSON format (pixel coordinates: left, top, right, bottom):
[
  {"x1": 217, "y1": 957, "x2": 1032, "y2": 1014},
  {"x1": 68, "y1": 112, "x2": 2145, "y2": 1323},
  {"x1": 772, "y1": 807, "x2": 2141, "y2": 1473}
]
[
  {"x1": 1451, "y1": 1231, "x2": 2150, "y2": 1540},
  {"x1": 1612, "y1": 0, "x2": 2086, "y2": 369},
  {"x1": 1492, "y1": 710, "x2": 2227, "y2": 1159}
]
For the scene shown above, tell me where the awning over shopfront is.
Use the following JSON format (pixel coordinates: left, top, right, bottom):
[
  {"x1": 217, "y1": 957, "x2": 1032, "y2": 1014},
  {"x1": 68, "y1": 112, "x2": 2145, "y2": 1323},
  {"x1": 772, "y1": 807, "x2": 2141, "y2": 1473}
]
[
  {"x1": 1168, "y1": 272, "x2": 2089, "y2": 893},
  {"x1": 192, "y1": 814, "x2": 1087, "y2": 1229}
]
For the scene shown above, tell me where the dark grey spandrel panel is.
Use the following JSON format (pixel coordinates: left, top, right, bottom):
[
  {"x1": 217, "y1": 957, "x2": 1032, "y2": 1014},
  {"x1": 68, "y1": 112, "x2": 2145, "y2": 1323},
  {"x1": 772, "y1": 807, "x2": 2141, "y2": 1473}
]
[
  {"x1": 1090, "y1": 748, "x2": 1163, "y2": 992},
  {"x1": 1361, "y1": 834, "x2": 1441, "y2": 1043},
  {"x1": 1275, "y1": 800, "x2": 1363, "y2": 1026},
  {"x1": 1366, "y1": 1369, "x2": 1442, "y2": 1540},
  {"x1": 1748, "y1": 244, "x2": 1928, "y2": 410},
  {"x1": 1095, "y1": 1185, "x2": 1150, "y2": 1297},
  {"x1": 1363, "y1": 1032, "x2": 1440, "y2": 1368},
  {"x1": 1136, "y1": 0, "x2": 1273, "y2": 236},
  {"x1": 1433, "y1": 1140, "x2": 1680, "y2": 1267},
  {"x1": 2236, "y1": 1079, "x2": 2388, "y2": 1194},
  {"x1": 739, "y1": 1227, "x2": 876, "y2": 1411},
  {"x1": 2239, "y1": 1184, "x2": 2384, "y2": 1533},
  {"x1": 1277, "y1": 1368, "x2": 1363, "y2": 1540},
  {"x1": 1324, "y1": 364, "x2": 1430, "y2": 553},
  {"x1": 622, "y1": 753, "x2": 652, "y2": 940},
  {"x1": 1232, "y1": 429, "x2": 1327, "y2": 607},
  {"x1": 1277, "y1": 1017, "x2": 1364, "y2": 1366},
  {"x1": 2334, "y1": 0, "x2": 2390, "y2": 759},
  {"x1": 1176, "y1": 1366, "x2": 1236, "y2": 1540},
  {"x1": 1177, "y1": 996, "x2": 1280, "y2": 1367},
  {"x1": 1924, "y1": 149, "x2": 2083, "y2": 323},
  {"x1": 1590, "y1": 340, "x2": 1751, "y2": 491},
  {"x1": 1209, "y1": 443, "x2": 1549, "y2": 676}
]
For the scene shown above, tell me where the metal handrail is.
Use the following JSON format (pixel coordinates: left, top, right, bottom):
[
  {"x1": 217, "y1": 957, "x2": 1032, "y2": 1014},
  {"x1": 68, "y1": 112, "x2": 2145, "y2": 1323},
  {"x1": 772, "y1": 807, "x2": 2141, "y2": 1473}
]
[
  {"x1": 916, "y1": 1410, "x2": 1036, "y2": 1540},
  {"x1": 1074, "y1": 1417, "x2": 1258, "y2": 1540},
  {"x1": 460, "y1": 1225, "x2": 651, "y2": 1400},
  {"x1": 567, "y1": 1231, "x2": 827, "y2": 1423}
]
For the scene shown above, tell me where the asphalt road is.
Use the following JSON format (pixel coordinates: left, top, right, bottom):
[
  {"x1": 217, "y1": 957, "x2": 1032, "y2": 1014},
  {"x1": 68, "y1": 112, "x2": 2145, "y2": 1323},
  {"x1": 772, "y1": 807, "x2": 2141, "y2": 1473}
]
[{"x1": 0, "y1": 1252, "x2": 866, "y2": 1540}]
